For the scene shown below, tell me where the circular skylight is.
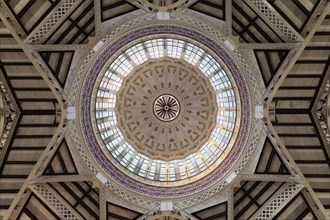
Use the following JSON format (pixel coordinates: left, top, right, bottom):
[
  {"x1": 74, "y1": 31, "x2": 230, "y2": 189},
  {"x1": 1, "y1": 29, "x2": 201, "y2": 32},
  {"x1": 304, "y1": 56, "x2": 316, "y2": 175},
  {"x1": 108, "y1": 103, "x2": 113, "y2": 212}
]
[{"x1": 93, "y1": 36, "x2": 240, "y2": 184}]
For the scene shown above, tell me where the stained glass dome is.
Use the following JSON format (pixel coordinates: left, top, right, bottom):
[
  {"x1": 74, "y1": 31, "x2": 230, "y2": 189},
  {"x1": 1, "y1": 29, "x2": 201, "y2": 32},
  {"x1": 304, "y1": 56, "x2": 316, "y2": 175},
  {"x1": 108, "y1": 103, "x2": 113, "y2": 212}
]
[
  {"x1": 80, "y1": 24, "x2": 252, "y2": 197},
  {"x1": 92, "y1": 36, "x2": 240, "y2": 185}
]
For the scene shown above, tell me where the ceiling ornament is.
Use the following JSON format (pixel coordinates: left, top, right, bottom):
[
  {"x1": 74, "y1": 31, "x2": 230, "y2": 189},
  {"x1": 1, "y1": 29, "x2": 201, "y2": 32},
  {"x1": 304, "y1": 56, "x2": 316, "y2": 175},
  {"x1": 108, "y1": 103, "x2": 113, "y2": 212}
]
[
  {"x1": 0, "y1": 80, "x2": 16, "y2": 148},
  {"x1": 67, "y1": 11, "x2": 264, "y2": 209}
]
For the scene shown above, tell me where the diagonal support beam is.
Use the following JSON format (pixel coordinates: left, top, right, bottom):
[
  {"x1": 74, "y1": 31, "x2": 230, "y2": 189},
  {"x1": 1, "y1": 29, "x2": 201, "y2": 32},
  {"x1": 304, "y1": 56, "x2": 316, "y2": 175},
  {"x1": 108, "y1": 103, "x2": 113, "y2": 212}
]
[
  {"x1": 263, "y1": 5, "x2": 330, "y2": 219},
  {"x1": 0, "y1": 10, "x2": 68, "y2": 220},
  {"x1": 29, "y1": 184, "x2": 84, "y2": 219},
  {"x1": 20, "y1": 189, "x2": 62, "y2": 220},
  {"x1": 301, "y1": 188, "x2": 329, "y2": 220},
  {"x1": 227, "y1": 187, "x2": 234, "y2": 220},
  {"x1": 300, "y1": 1, "x2": 329, "y2": 36},
  {"x1": 245, "y1": 0, "x2": 303, "y2": 41},
  {"x1": 0, "y1": 2, "x2": 27, "y2": 38},
  {"x1": 5, "y1": 190, "x2": 32, "y2": 220},
  {"x1": 99, "y1": 187, "x2": 107, "y2": 220},
  {"x1": 181, "y1": 212, "x2": 199, "y2": 220},
  {"x1": 239, "y1": 43, "x2": 299, "y2": 49},
  {"x1": 30, "y1": 175, "x2": 95, "y2": 184},
  {"x1": 93, "y1": 0, "x2": 102, "y2": 36},
  {"x1": 24, "y1": 0, "x2": 82, "y2": 44},
  {"x1": 250, "y1": 184, "x2": 304, "y2": 219},
  {"x1": 28, "y1": 44, "x2": 90, "y2": 51},
  {"x1": 265, "y1": 4, "x2": 329, "y2": 102},
  {"x1": 29, "y1": 51, "x2": 66, "y2": 93},
  {"x1": 239, "y1": 174, "x2": 298, "y2": 182},
  {"x1": 225, "y1": 0, "x2": 232, "y2": 37}
]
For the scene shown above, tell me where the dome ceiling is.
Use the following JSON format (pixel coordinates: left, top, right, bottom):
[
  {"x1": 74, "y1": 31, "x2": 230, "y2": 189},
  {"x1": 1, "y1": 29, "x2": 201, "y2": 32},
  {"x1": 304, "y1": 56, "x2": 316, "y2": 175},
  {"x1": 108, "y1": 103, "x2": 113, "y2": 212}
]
[
  {"x1": 78, "y1": 23, "x2": 257, "y2": 196},
  {"x1": 93, "y1": 35, "x2": 242, "y2": 185}
]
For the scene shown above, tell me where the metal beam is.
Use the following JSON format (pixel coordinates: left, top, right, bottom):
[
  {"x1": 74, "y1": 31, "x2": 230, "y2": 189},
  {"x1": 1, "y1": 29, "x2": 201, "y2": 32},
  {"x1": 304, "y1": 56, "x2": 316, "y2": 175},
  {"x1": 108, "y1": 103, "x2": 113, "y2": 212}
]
[
  {"x1": 99, "y1": 187, "x2": 107, "y2": 220},
  {"x1": 29, "y1": 184, "x2": 82, "y2": 219},
  {"x1": 30, "y1": 175, "x2": 94, "y2": 184},
  {"x1": 1, "y1": 42, "x2": 65, "y2": 218},
  {"x1": 225, "y1": 0, "x2": 232, "y2": 36},
  {"x1": 251, "y1": 184, "x2": 304, "y2": 219}
]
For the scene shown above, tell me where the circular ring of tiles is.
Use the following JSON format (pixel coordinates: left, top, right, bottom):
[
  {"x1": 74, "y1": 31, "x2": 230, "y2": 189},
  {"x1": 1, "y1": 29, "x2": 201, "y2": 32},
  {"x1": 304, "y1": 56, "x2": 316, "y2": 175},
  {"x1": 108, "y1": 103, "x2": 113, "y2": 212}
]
[
  {"x1": 115, "y1": 58, "x2": 217, "y2": 160},
  {"x1": 80, "y1": 24, "x2": 252, "y2": 197}
]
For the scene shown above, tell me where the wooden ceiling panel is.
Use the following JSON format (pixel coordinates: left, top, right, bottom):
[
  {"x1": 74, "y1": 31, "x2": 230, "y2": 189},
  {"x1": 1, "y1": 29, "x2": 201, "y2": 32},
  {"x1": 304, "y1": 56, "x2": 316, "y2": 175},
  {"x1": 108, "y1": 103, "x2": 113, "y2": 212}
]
[
  {"x1": 274, "y1": 100, "x2": 312, "y2": 110},
  {"x1": 4, "y1": 0, "x2": 61, "y2": 35},
  {"x1": 43, "y1": 139, "x2": 78, "y2": 175},
  {"x1": 267, "y1": 0, "x2": 321, "y2": 34},
  {"x1": 107, "y1": 202, "x2": 143, "y2": 220},
  {"x1": 1, "y1": 164, "x2": 35, "y2": 176},
  {"x1": 255, "y1": 138, "x2": 289, "y2": 174},
  {"x1": 17, "y1": 193, "x2": 61, "y2": 220},
  {"x1": 39, "y1": 51, "x2": 75, "y2": 87},
  {"x1": 232, "y1": 1, "x2": 285, "y2": 43},
  {"x1": 275, "y1": 113, "x2": 312, "y2": 123},
  {"x1": 298, "y1": 163, "x2": 329, "y2": 176},
  {"x1": 101, "y1": 0, "x2": 139, "y2": 22},
  {"x1": 0, "y1": 175, "x2": 24, "y2": 190},
  {"x1": 43, "y1": 1, "x2": 95, "y2": 44},
  {"x1": 281, "y1": 136, "x2": 322, "y2": 147},
  {"x1": 281, "y1": 78, "x2": 321, "y2": 87},
  {"x1": 289, "y1": 63, "x2": 326, "y2": 75},
  {"x1": 273, "y1": 193, "x2": 317, "y2": 220},
  {"x1": 234, "y1": 181, "x2": 285, "y2": 220},
  {"x1": 0, "y1": 29, "x2": 59, "y2": 217},
  {"x1": 191, "y1": 201, "x2": 227, "y2": 220},
  {"x1": 254, "y1": 50, "x2": 289, "y2": 86},
  {"x1": 49, "y1": 182, "x2": 100, "y2": 220},
  {"x1": 6, "y1": 149, "x2": 43, "y2": 162},
  {"x1": 188, "y1": 0, "x2": 225, "y2": 20}
]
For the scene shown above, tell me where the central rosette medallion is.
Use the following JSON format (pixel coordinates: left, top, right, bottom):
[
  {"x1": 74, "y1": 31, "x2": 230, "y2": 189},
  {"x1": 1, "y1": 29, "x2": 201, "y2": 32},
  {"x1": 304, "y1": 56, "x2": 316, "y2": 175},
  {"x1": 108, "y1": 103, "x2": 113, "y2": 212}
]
[
  {"x1": 153, "y1": 94, "x2": 180, "y2": 122},
  {"x1": 115, "y1": 58, "x2": 217, "y2": 160}
]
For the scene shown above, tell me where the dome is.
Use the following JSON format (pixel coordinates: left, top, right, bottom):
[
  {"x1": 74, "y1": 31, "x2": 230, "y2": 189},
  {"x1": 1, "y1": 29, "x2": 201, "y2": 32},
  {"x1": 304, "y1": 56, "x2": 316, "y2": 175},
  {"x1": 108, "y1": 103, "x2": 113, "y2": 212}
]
[
  {"x1": 93, "y1": 36, "x2": 240, "y2": 185},
  {"x1": 79, "y1": 23, "x2": 255, "y2": 198}
]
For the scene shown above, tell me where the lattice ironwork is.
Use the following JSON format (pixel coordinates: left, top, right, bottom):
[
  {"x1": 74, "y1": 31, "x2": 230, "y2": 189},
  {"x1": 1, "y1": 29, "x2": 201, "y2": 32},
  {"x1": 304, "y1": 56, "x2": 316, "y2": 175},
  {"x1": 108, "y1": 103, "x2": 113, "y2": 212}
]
[
  {"x1": 0, "y1": 81, "x2": 16, "y2": 148},
  {"x1": 247, "y1": 0, "x2": 302, "y2": 41},
  {"x1": 255, "y1": 184, "x2": 303, "y2": 219},
  {"x1": 28, "y1": 0, "x2": 80, "y2": 43},
  {"x1": 31, "y1": 184, "x2": 78, "y2": 220},
  {"x1": 316, "y1": 79, "x2": 330, "y2": 143}
]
